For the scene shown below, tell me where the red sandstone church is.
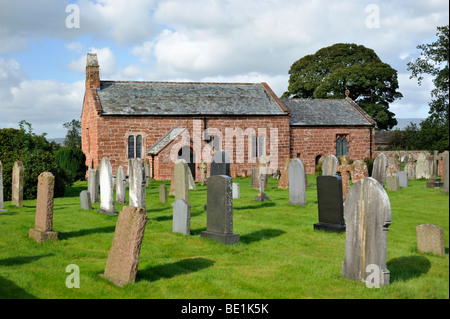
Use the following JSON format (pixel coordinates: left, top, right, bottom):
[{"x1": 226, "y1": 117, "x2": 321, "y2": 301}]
[{"x1": 81, "y1": 53, "x2": 376, "y2": 180}]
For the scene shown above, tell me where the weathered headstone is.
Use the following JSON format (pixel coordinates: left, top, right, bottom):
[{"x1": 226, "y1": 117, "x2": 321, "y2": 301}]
[
  {"x1": 416, "y1": 224, "x2": 445, "y2": 256},
  {"x1": 230, "y1": 164, "x2": 237, "y2": 179},
  {"x1": 322, "y1": 155, "x2": 339, "y2": 176},
  {"x1": 314, "y1": 175, "x2": 346, "y2": 233},
  {"x1": 100, "y1": 206, "x2": 147, "y2": 287},
  {"x1": 386, "y1": 154, "x2": 401, "y2": 176},
  {"x1": 278, "y1": 158, "x2": 290, "y2": 189},
  {"x1": 29, "y1": 172, "x2": 58, "y2": 243},
  {"x1": 441, "y1": 152, "x2": 449, "y2": 194},
  {"x1": 288, "y1": 158, "x2": 306, "y2": 206},
  {"x1": 0, "y1": 161, "x2": 7, "y2": 212},
  {"x1": 143, "y1": 158, "x2": 151, "y2": 186},
  {"x1": 115, "y1": 166, "x2": 127, "y2": 205},
  {"x1": 80, "y1": 190, "x2": 92, "y2": 210},
  {"x1": 439, "y1": 151, "x2": 448, "y2": 180},
  {"x1": 159, "y1": 184, "x2": 168, "y2": 203},
  {"x1": 129, "y1": 158, "x2": 146, "y2": 210},
  {"x1": 372, "y1": 153, "x2": 388, "y2": 187},
  {"x1": 199, "y1": 161, "x2": 207, "y2": 186},
  {"x1": 11, "y1": 161, "x2": 24, "y2": 208},
  {"x1": 415, "y1": 152, "x2": 431, "y2": 179},
  {"x1": 98, "y1": 157, "x2": 116, "y2": 215},
  {"x1": 336, "y1": 164, "x2": 352, "y2": 201},
  {"x1": 174, "y1": 159, "x2": 190, "y2": 203},
  {"x1": 342, "y1": 177, "x2": 392, "y2": 286},
  {"x1": 88, "y1": 168, "x2": 99, "y2": 203},
  {"x1": 172, "y1": 199, "x2": 191, "y2": 235},
  {"x1": 210, "y1": 150, "x2": 230, "y2": 177},
  {"x1": 232, "y1": 182, "x2": 240, "y2": 199},
  {"x1": 385, "y1": 175, "x2": 400, "y2": 191},
  {"x1": 397, "y1": 171, "x2": 408, "y2": 188},
  {"x1": 405, "y1": 159, "x2": 416, "y2": 181},
  {"x1": 201, "y1": 175, "x2": 239, "y2": 245},
  {"x1": 351, "y1": 159, "x2": 368, "y2": 184},
  {"x1": 426, "y1": 150, "x2": 444, "y2": 188}
]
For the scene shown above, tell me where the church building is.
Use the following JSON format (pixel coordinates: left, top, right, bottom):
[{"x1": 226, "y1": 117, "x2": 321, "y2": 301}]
[{"x1": 81, "y1": 53, "x2": 375, "y2": 180}]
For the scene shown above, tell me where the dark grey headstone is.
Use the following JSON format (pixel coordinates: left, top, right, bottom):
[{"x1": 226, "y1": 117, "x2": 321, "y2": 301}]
[
  {"x1": 314, "y1": 175, "x2": 345, "y2": 233},
  {"x1": 210, "y1": 151, "x2": 230, "y2": 177},
  {"x1": 201, "y1": 175, "x2": 239, "y2": 244}
]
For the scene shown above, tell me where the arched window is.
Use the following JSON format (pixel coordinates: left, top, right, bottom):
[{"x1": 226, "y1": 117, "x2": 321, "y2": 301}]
[
  {"x1": 128, "y1": 134, "x2": 143, "y2": 159},
  {"x1": 336, "y1": 135, "x2": 348, "y2": 158}
]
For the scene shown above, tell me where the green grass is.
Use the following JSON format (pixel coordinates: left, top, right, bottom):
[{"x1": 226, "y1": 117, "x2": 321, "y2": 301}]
[{"x1": 0, "y1": 175, "x2": 448, "y2": 299}]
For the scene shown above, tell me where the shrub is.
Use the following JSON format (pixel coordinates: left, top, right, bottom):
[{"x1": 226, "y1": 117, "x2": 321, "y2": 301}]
[{"x1": 54, "y1": 147, "x2": 86, "y2": 184}]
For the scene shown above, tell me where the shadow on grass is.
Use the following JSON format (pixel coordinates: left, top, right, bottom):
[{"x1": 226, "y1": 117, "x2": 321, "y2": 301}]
[
  {"x1": 0, "y1": 276, "x2": 37, "y2": 299},
  {"x1": 240, "y1": 229, "x2": 286, "y2": 245},
  {"x1": 137, "y1": 257, "x2": 214, "y2": 283},
  {"x1": 58, "y1": 226, "x2": 116, "y2": 240},
  {"x1": 0, "y1": 253, "x2": 54, "y2": 267},
  {"x1": 387, "y1": 255, "x2": 431, "y2": 282},
  {"x1": 234, "y1": 201, "x2": 276, "y2": 210}
]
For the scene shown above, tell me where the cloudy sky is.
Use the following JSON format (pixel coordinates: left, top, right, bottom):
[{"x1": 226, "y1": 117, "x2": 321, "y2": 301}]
[{"x1": 0, "y1": 0, "x2": 448, "y2": 138}]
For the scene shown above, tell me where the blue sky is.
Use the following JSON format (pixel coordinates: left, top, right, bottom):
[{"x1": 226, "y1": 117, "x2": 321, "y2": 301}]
[{"x1": 0, "y1": 0, "x2": 448, "y2": 138}]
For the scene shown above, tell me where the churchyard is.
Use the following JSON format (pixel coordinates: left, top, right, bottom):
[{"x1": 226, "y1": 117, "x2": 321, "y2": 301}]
[{"x1": 0, "y1": 157, "x2": 448, "y2": 299}]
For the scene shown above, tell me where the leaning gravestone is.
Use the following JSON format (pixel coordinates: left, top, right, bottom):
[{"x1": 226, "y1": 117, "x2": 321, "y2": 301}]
[
  {"x1": 201, "y1": 175, "x2": 239, "y2": 245},
  {"x1": 322, "y1": 154, "x2": 339, "y2": 176},
  {"x1": 288, "y1": 158, "x2": 306, "y2": 206},
  {"x1": 172, "y1": 199, "x2": 191, "y2": 235},
  {"x1": 11, "y1": 161, "x2": 24, "y2": 208},
  {"x1": 372, "y1": 153, "x2": 388, "y2": 187},
  {"x1": 416, "y1": 224, "x2": 445, "y2": 256},
  {"x1": 0, "y1": 161, "x2": 7, "y2": 212},
  {"x1": 88, "y1": 168, "x2": 99, "y2": 203},
  {"x1": 29, "y1": 172, "x2": 58, "y2": 243},
  {"x1": 159, "y1": 184, "x2": 168, "y2": 203},
  {"x1": 129, "y1": 158, "x2": 146, "y2": 211},
  {"x1": 174, "y1": 159, "x2": 190, "y2": 203},
  {"x1": 116, "y1": 166, "x2": 127, "y2": 205},
  {"x1": 80, "y1": 190, "x2": 92, "y2": 210},
  {"x1": 98, "y1": 157, "x2": 116, "y2": 215},
  {"x1": 314, "y1": 175, "x2": 345, "y2": 233},
  {"x1": 342, "y1": 177, "x2": 392, "y2": 286},
  {"x1": 100, "y1": 206, "x2": 148, "y2": 287},
  {"x1": 210, "y1": 150, "x2": 230, "y2": 177}
]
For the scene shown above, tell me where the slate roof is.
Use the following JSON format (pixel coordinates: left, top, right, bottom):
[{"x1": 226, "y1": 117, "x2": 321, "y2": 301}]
[
  {"x1": 280, "y1": 98, "x2": 376, "y2": 126},
  {"x1": 96, "y1": 81, "x2": 287, "y2": 116},
  {"x1": 146, "y1": 127, "x2": 186, "y2": 155}
]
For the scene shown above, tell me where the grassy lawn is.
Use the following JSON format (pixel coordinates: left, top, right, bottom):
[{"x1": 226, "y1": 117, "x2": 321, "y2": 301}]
[{"x1": 0, "y1": 175, "x2": 448, "y2": 299}]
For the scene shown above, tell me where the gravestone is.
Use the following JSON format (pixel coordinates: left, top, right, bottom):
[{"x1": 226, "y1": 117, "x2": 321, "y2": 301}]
[
  {"x1": 172, "y1": 199, "x2": 191, "y2": 235},
  {"x1": 415, "y1": 152, "x2": 431, "y2": 179},
  {"x1": 188, "y1": 168, "x2": 196, "y2": 190},
  {"x1": 416, "y1": 224, "x2": 445, "y2": 256},
  {"x1": 288, "y1": 158, "x2": 306, "y2": 206},
  {"x1": 230, "y1": 164, "x2": 237, "y2": 179},
  {"x1": 201, "y1": 175, "x2": 239, "y2": 245},
  {"x1": 129, "y1": 158, "x2": 146, "y2": 210},
  {"x1": 426, "y1": 150, "x2": 444, "y2": 188},
  {"x1": 210, "y1": 150, "x2": 230, "y2": 177},
  {"x1": 143, "y1": 158, "x2": 151, "y2": 186},
  {"x1": 441, "y1": 152, "x2": 449, "y2": 194},
  {"x1": 405, "y1": 159, "x2": 416, "y2": 181},
  {"x1": 314, "y1": 175, "x2": 346, "y2": 233},
  {"x1": 80, "y1": 190, "x2": 92, "y2": 210},
  {"x1": 11, "y1": 161, "x2": 24, "y2": 207},
  {"x1": 351, "y1": 159, "x2": 368, "y2": 184},
  {"x1": 199, "y1": 161, "x2": 207, "y2": 186},
  {"x1": 174, "y1": 159, "x2": 190, "y2": 203},
  {"x1": 159, "y1": 184, "x2": 168, "y2": 203},
  {"x1": 232, "y1": 182, "x2": 240, "y2": 199},
  {"x1": 439, "y1": 151, "x2": 448, "y2": 180},
  {"x1": 0, "y1": 161, "x2": 7, "y2": 212},
  {"x1": 100, "y1": 206, "x2": 148, "y2": 287},
  {"x1": 98, "y1": 157, "x2": 116, "y2": 215},
  {"x1": 342, "y1": 177, "x2": 392, "y2": 286},
  {"x1": 322, "y1": 155, "x2": 339, "y2": 176},
  {"x1": 115, "y1": 166, "x2": 127, "y2": 205},
  {"x1": 336, "y1": 164, "x2": 352, "y2": 201},
  {"x1": 386, "y1": 154, "x2": 401, "y2": 176},
  {"x1": 372, "y1": 153, "x2": 388, "y2": 187},
  {"x1": 385, "y1": 175, "x2": 400, "y2": 191},
  {"x1": 397, "y1": 171, "x2": 408, "y2": 188},
  {"x1": 29, "y1": 172, "x2": 58, "y2": 243},
  {"x1": 88, "y1": 168, "x2": 99, "y2": 203}
]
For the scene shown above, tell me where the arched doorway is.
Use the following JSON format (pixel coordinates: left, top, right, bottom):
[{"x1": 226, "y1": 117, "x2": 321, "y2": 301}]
[{"x1": 178, "y1": 146, "x2": 196, "y2": 180}]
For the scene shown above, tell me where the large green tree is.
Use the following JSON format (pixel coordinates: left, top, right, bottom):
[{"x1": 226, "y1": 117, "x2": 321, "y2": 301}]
[
  {"x1": 282, "y1": 43, "x2": 403, "y2": 130},
  {"x1": 407, "y1": 25, "x2": 449, "y2": 151},
  {"x1": 63, "y1": 119, "x2": 82, "y2": 150}
]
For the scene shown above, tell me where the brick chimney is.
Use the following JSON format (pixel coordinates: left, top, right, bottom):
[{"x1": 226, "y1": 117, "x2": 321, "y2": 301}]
[{"x1": 86, "y1": 53, "x2": 100, "y2": 90}]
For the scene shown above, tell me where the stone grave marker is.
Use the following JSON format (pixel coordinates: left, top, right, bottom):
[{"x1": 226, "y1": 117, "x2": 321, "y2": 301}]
[
  {"x1": 199, "y1": 161, "x2": 207, "y2": 186},
  {"x1": 342, "y1": 177, "x2": 392, "y2": 286},
  {"x1": 172, "y1": 199, "x2": 191, "y2": 235},
  {"x1": 322, "y1": 154, "x2": 339, "y2": 176},
  {"x1": 336, "y1": 164, "x2": 352, "y2": 201},
  {"x1": 288, "y1": 158, "x2": 306, "y2": 206},
  {"x1": 386, "y1": 154, "x2": 401, "y2": 176},
  {"x1": 29, "y1": 172, "x2": 58, "y2": 243},
  {"x1": 88, "y1": 168, "x2": 99, "y2": 203},
  {"x1": 351, "y1": 159, "x2": 368, "y2": 184},
  {"x1": 0, "y1": 161, "x2": 7, "y2": 212},
  {"x1": 415, "y1": 152, "x2": 431, "y2": 179},
  {"x1": 159, "y1": 184, "x2": 168, "y2": 203},
  {"x1": 144, "y1": 158, "x2": 151, "y2": 186},
  {"x1": 278, "y1": 158, "x2": 290, "y2": 189},
  {"x1": 98, "y1": 157, "x2": 116, "y2": 215},
  {"x1": 372, "y1": 153, "x2": 388, "y2": 187},
  {"x1": 232, "y1": 182, "x2": 240, "y2": 199},
  {"x1": 100, "y1": 206, "x2": 147, "y2": 287},
  {"x1": 405, "y1": 159, "x2": 416, "y2": 181},
  {"x1": 426, "y1": 150, "x2": 444, "y2": 188},
  {"x1": 174, "y1": 159, "x2": 190, "y2": 203},
  {"x1": 80, "y1": 190, "x2": 92, "y2": 210},
  {"x1": 314, "y1": 175, "x2": 346, "y2": 233},
  {"x1": 416, "y1": 224, "x2": 445, "y2": 256},
  {"x1": 129, "y1": 158, "x2": 146, "y2": 210},
  {"x1": 397, "y1": 171, "x2": 408, "y2": 188},
  {"x1": 201, "y1": 175, "x2": 239, "y2": 245},
  {"x1": 11, "y1": 161, "x2": 24, "y2": 208},
  {"x1": 385, "y1": 175, "x2": 400, "y2": 191},
  {"x1": 441, "y1": 152, "x2": 449, "y2": 194},
  {"x1": 115, "y1": 166, "x2": 127, "y2": 205}
]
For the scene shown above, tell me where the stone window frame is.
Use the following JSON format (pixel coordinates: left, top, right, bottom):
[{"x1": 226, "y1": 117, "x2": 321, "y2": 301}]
[
  {"x1": 126, "y1": 132, "x2": 146, "y2": 159},
  {"x1": 336, "y1": 133, "x2": 349, "y2": 158}
]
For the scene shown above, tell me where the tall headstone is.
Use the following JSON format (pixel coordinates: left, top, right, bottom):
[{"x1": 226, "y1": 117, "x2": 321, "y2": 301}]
[
  {"x1": 336, "y1": 164, "x2": 352, "y2": 201},
  {"x1": 405, "y1": 158, "x2": 416, "y2": 181},
  {"x1": 278, "y1": 158, "x2": 291, "y2": 189},
  {"x1": 129, "y1": 158, "x2": 146, "y2": 210},
  {"x1": 351, "y1": 159, "x2": 368, "y2": 184},
  {"x1": 342, "y1": 177, "x2": 392, "y2": 286},
  {"x1": 210, "y1": 150, "x2": 230, "y2": 177},
  {"x1": 143, "y1": 158, "x2": 151, "y2": 186},
  {"x1": 415, "y1": 152, "x2": 431, "y2": 179},
  {"x1": 314, "y1": 175, "x2": 346, "y2": 233},
  {"x1": 29, "y1": 172, "x2": 58, "y2": 243},
  {"x1": 172, "y1": 199, "x2": 191, "y2": 235},
  {"x1": 426, "y1": 150, "x2": 444, "y2": 188},
  {"x1": 416, "y1": 224, "x2": 445, "y2": 256},
  {"x1": 88, "y1": 168, "x2": 99, "y2": 203},
  {"x1": 101, "y1": 206, "x2": 148, "y2": 287},
  {"x1": 441, "y1": 152, "x2": 449, "y2": 194},
  {"x1": 159, "y1": 184, "x2": 168, "y2": 203},
  {"x1": 115, "y1": 166, "x2": 127, "y2": 205},
  {"x1": 174, "y1": 159, "x2": 190, "y2": 203},
  {"x1": 322, "y1": 155, "x2": 339, "y2": 176},
  {"x1": 80, "y1": 190, "x2": 92, "y2": 210},
  {"x1": 0, "y1": 161, "x2": 7, "y2": 212},
  {"x1": 201, "y1": 175, "x2": 239, "y2": 245},
  {"x1": 11, "y1": 161, "x2": 24, "y2": 208},
  {"x1": 439, "y1": 151, "x2": 449, "y2": 180},
  {"x1": 98, "y1": 157, "x2": 116, "y2": 215},
  {"x1": 288, "y1": 158, "x2": 306, "y2": 206},
  {"x1": 372, "y1": 153, "x2": 388, "y2": 187}
]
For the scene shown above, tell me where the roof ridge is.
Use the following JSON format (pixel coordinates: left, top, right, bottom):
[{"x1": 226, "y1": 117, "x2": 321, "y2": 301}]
[{"x1": 100, "y1": 80, "x2": 258, "y2": 85}]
